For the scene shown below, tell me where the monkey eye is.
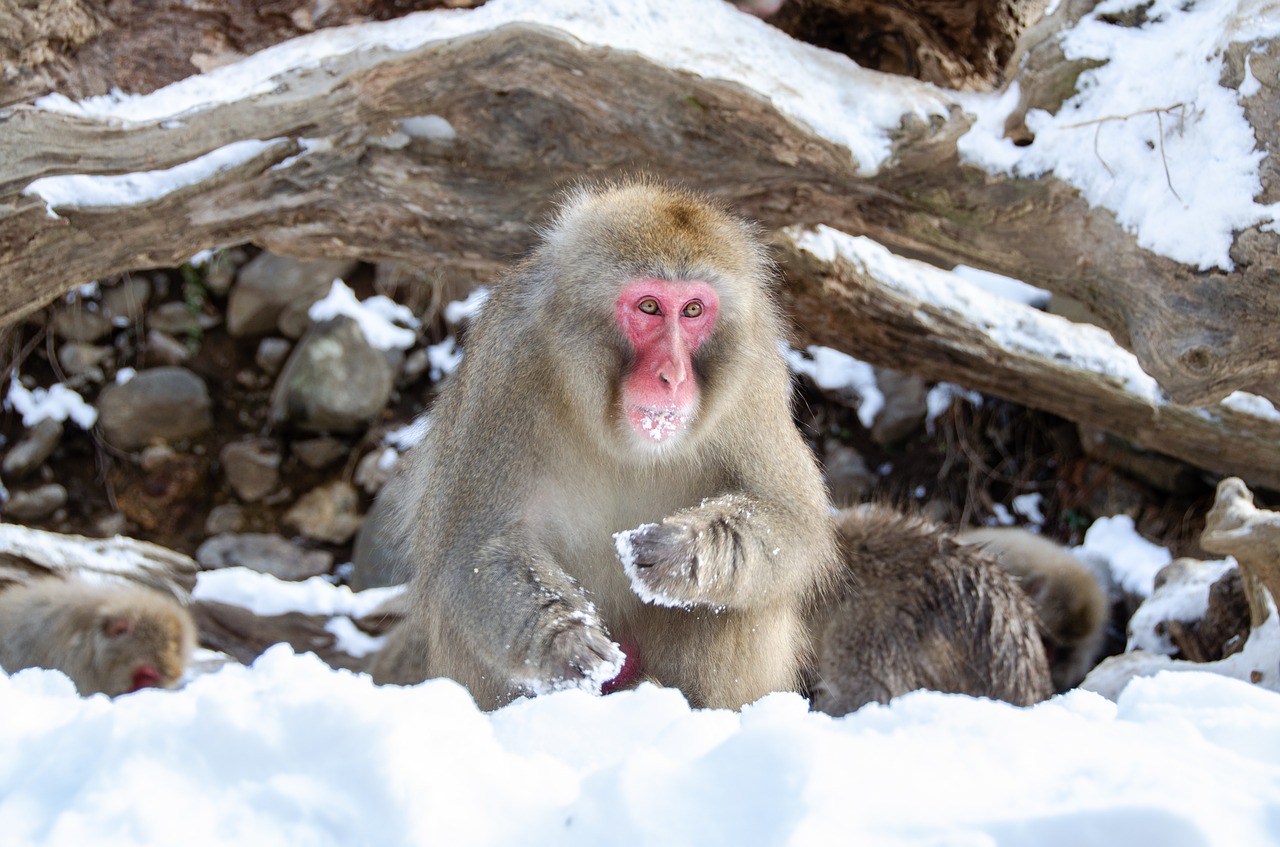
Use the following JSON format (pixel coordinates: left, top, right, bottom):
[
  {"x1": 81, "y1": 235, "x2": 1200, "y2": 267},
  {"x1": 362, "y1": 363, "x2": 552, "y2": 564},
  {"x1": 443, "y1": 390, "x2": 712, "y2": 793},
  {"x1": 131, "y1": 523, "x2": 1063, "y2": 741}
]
[
  {"x1": 681, "y1": 300, "x2": 704, "y2": 318},
  {"x1": 638, "y1": 297, "x2": 661, "y2": 315}
]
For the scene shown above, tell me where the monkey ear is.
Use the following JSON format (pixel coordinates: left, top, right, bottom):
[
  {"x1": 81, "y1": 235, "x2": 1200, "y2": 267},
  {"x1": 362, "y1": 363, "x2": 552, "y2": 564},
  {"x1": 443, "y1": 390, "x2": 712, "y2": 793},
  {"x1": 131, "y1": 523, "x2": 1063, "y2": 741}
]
[{"x1": 103, "y1": 617, "x2": 135, "y2": 638}]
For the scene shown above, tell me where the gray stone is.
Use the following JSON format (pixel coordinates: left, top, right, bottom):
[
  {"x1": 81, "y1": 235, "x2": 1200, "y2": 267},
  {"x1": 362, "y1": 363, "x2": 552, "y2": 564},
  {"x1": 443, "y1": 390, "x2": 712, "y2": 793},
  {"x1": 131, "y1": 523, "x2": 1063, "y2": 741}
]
[
  {"x1": 220, "y1": 439, "x2": 282, "y2": 502},
  {"x1": 227, "y1": 252, "x2": 357, "y2": 337},
  {"x1": 58, "y1": 342, "x2": 112, "y2": 377},
  {"x1": 291, "y1": 437, "x2": 347, "y2": 469},
  {"x1": 148, "y1": 301, "x2": 221, "y2": 335},
  {"x1": 255, "y1": 337, "x2": 292, "y2": 375},
  {"x1": 5, "y1": 483, "x2": 68, "y2": 522},
  {"x1": 100, "y1": 276, "x2": 152, "y2": 327},
  {"x1": 283, "y1": 480, "x2": 362, "y2": 545},
  {"x1": 870, "y1": 368, "x2": 929, "y2": 446},
  {"x1": 269, "y1": 318, "x2": 395, "y2": 432},
  {"x1": 205, "y1": 503, "x2": 247, "y2": 535},
  {"x1": 196, "y1": 532, "x2": 334, "y2": 581},
  {"x1": 354, "y1": 447, "x2": 399, "y2": 495},
  {"x1": 823, "y1": 442, "x2": 874, "y2": 507},
  {"x1": 50, "y1": 300, "x2": 112, "y2": 342},
  {"x1": 2, "y1": 419, "x2": 63, "y2": 478},
  {"x1": 144, "y1": 329, "x2": 193, "y2": 365},
  {"x1": 92, "y1": 512, "x2": 128, "y2": 537},
  {"x1": 96, "y1": 367, "x2": 214, "y2": 451}
]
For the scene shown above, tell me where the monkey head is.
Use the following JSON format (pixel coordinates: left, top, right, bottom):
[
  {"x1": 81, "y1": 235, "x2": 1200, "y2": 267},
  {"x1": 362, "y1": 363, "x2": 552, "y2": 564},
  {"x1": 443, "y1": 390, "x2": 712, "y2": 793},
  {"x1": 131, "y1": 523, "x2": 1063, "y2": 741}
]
[{"x1": 535, "y1": 181, "x2": 775, "y2": 455}]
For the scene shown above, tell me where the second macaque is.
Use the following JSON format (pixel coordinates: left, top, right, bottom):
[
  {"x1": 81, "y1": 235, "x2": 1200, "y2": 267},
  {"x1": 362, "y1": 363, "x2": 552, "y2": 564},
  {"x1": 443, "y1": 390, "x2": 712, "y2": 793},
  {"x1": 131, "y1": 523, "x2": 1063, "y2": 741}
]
[
  {"x1": 0, "y1": 578, "x2": 196, "y2": 697},
  {"x1": 812, "y1": 505, "x2": 1053, "y2": 715},
  {"x1": 370, "y1": 181, "x2": 839, "y2": 709}
]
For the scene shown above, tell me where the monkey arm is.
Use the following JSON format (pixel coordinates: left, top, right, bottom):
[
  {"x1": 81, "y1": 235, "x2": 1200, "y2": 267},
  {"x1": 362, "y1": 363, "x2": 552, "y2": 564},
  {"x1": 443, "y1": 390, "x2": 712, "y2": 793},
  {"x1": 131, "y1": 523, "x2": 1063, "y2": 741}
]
[
  {"x1": 443, "y1": 535, "x2": 627, "y2": 696},
  {"x1": 615, "y1": 492, "x2": 831, "y2": 611}
]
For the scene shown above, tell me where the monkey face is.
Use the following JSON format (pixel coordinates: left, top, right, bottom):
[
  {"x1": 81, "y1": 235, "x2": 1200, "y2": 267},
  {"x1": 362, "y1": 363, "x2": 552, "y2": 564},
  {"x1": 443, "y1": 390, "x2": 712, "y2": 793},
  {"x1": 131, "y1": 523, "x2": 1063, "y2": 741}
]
[{"x1": 614, "y1": 279, "x2": 720, "y2": 446}]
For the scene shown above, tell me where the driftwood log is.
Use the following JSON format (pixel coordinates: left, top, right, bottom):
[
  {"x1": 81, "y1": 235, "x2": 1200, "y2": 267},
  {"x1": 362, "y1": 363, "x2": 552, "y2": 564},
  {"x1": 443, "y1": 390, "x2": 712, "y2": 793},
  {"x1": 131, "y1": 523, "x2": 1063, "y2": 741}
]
[{"x1": 1, "y1": 0, "x2": 1278, "y2": 482}]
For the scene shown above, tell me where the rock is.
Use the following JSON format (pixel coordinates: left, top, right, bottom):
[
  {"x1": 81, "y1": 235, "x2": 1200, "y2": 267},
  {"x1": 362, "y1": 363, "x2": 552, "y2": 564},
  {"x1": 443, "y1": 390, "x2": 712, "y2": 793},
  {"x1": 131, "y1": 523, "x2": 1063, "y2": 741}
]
[
  {"x1": 269, "y1": 318, "x2": 395, "y2": 432},
  {"x1": 255, "y1": 337, "x2": 292, "y2": 375},
  {"x1": 2, "y1": 419, "x2": 63, "y2": 478},
  {"x1": 50, "y1": 299, "x2": 112, "y2": 342},
  {"x1": 5, "y1": 483, "x2": 68, "y2": 522},
  {"x1": 227, "y1": 252, "x2": 357, "y2": 338},
  {"x1": 91, "y1": 512, "x2": 128, "y2": 537},
  {"x1": 148, "y1": 301, "x2": 221, "y2": 335},
  {"x1": 144, "y1": 329, "x2": 192, "y2": 365},
  {"x1": 205, "y1": 503, "x2": 247, "y2": 535},
  {"x1": 354, "y1": 447, "x2": 399, "y2": 495},
  {"x1": 292, "y1": 437, "x2": 347, "y2": 469},
  {"x1": 57, "y1": 342, "x2": 111, "y2": 377},
  {"x1": 196, "y1": 532, "x2": 333, "y2": 581},
  {"x1": 870, "y1": 368, "x2": 929, "y2": 446},
  {"x1": 96, "y1": 367, "x2": 214, "y2": 450},
  {"x1": 823, "y1": 442, "x2": 874, "y2": 507},
  {"x1": 283, "y1": 480, "x2": 362, "y2": 545},
  {"x1": 100, "y1": 276, "x2": 152, "y2": 327},
  {"x1": 139, "y1": 444, "x2": 179, "y2": 472},
  {"x1": 219, "y1": 439, "x2": 282, "y2": 502}
]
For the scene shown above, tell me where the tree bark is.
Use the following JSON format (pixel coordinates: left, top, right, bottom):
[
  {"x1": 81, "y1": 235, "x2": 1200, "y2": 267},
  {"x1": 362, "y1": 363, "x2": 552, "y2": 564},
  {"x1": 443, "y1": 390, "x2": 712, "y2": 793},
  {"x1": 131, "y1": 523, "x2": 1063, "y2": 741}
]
[{"x1": 0, "y1": 3, "x2": 1277, "y2": 449}]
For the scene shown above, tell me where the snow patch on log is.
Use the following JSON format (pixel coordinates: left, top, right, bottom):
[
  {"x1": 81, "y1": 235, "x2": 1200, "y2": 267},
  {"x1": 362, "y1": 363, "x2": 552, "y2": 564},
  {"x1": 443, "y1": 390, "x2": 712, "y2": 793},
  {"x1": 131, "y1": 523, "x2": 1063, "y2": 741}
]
[
  {"x1": 957, "y1": 0, "x2": 1280, "y2": 271},
  {"x1": 31, "y1": 0, "x2": 951, "y2": 175},
  {"x1": 23, "y1": 139, "x2": 285, "y2": 212}
]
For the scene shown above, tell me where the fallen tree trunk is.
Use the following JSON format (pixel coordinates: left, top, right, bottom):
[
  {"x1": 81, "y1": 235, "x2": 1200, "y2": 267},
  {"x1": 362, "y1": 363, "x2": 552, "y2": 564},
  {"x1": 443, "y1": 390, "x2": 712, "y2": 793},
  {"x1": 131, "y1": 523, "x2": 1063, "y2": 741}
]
[{"x1": 0, "y1": 2, "x2": 1277, "y2": 442}]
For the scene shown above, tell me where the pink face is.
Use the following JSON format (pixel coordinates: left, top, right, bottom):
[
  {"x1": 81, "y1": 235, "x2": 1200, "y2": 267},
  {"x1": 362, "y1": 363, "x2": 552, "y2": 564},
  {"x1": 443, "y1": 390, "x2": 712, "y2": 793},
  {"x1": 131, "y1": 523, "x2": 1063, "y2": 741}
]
[{"x1": 615, "y1": 279, "x2": 719, "y2": 445}]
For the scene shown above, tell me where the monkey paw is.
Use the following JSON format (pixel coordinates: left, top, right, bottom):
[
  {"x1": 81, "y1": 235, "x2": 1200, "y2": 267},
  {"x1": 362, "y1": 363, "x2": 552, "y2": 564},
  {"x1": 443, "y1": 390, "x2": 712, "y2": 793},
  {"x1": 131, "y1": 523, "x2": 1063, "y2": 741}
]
[
  {"x1": 614, "y1": 522, "x2": 722, "y2": 610},
  {"x1": 523, "y1": 611, "x2": 626, "y2": 696}
]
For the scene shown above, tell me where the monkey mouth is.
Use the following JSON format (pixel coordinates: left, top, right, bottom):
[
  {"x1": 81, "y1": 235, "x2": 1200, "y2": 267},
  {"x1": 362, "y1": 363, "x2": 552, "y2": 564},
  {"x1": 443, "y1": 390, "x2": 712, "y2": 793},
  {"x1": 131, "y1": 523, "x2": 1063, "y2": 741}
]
[{"x1": 628, "y1": 405, "x2": 690, "y2": 443}]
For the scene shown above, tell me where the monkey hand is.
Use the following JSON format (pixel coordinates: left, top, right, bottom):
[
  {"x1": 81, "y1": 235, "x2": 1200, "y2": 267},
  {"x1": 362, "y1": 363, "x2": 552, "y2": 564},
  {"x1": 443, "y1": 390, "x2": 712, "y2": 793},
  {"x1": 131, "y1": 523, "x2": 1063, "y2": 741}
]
[
  {"x1": 614, "y1": 519, "x2": 733, "y2": 611},
  {"x1": 518, "y1": 608, "x2": 627, "y2": 696}
]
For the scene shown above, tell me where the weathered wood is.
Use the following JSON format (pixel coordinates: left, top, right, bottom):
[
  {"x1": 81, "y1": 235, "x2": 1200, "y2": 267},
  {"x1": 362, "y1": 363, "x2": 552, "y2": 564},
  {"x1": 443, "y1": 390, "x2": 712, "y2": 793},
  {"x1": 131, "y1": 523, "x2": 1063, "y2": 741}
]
[
  {"x1": 1201, "y1": 478, "x2": 1280, "y2": 629},
  {"x1": 774, "y1": 228, "x2": 1280, "y2": 492},
  {"x1": 0, "y1": 3, "x2": 1277, "y2": 414}
]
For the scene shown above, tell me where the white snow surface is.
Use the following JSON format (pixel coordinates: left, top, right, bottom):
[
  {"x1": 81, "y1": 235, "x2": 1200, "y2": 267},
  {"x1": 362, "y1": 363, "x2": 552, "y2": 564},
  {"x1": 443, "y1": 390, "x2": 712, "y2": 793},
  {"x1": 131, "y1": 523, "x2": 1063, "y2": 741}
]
[
  {"x1": 23, "y1": 139, "x2": 284, "y2": 213},
  {"x1": 308, "y1": 279, "x2": 420, "y2": 351},
  {"x1": 31, "y1": 0, "x2": 948, "y2": 175},
  {"x1": 1077, "y1": 514, "x2": 1172, "y2": 598},
  {"x1": 193, "y1": 566, "x2": 404, "y2": 618},
  {"x1": 785, "y1": 346, "x2": 883, "y2": 428},
  {"x1": 3, "y1": 651, "x2": 1280, "y2": 846},
  {"x1": 4, "y1": 379, "x2": 97, "y2": 429},
  {"x1": 957, "y1": 0, "x2": 1280, "y2": 270}
]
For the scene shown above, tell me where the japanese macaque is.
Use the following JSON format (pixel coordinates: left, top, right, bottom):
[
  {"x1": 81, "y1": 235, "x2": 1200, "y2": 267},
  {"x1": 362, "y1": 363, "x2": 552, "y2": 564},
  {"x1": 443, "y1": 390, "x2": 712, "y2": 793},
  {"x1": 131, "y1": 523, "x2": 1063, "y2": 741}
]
[
  {"x1": 955, "y1": 526, "x2": 1108, "y2": 691},
  {"x1": 369, "y1": 180, "x2": 840, "y2": 709},
  {"x1": 811, "y1": 505, "x2": 1052, "y2": 716},
  {"x1": 0, "y1": 578, "x2": 196, "y2": 697}
]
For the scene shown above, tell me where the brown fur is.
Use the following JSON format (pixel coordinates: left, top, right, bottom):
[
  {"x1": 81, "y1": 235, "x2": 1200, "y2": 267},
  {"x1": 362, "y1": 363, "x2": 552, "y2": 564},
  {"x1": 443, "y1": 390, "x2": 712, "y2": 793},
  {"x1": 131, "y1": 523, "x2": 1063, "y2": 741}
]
[
  {"x1": 0, "y1": 578, "x2": 195, "y2": 697},
  {"x1": 369, "y1": 180, "x2": 840, "y2": 709},
  {"x1": 955, "y1": 526, "x2": 1108, "y2": 690},
  {"x1": 812, "y1": 505, "x2": 1052, "y2": 715}
]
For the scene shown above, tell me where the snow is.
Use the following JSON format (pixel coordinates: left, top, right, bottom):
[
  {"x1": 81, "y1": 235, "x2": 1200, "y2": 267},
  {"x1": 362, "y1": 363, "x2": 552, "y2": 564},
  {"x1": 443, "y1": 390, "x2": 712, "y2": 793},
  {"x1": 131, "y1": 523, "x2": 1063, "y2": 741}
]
[
  {"x1": 22, "y1": 139, "x2": 284, "y2": 214},
  {"x1": 1077, "y1": 515, "x2": 1172, "y2": 598},
  {"x1": 11, "y1": 1, "x2": 1280, "y2": 839},
  {"x1": 31, "y1": 0, "x2": 949, "y2": 176},
  {"x1": 957, "y1": 0, "x2": 1280, "y2": 270},
  {"x1": 308, "y1": 279, "x2": 420, "y2": 351},
  {"x1": 193, "y1": 566, "x2": 403, "y2": 619},
  {"x1": 1128, "y1": 557, "x2": 1238, "y2": 655},
  {"x1": 3, "y1": 650, "x2": 1280, "y2": 846},
  {"x1": 4, "y1": 378, "x2": 97, "y2": 430},
  {"x1": 443, "y1": 287, "x2": 490, "y2": 325},
  {"x1": 785, "y1": 346, "x2": 883, "y2": 428}
]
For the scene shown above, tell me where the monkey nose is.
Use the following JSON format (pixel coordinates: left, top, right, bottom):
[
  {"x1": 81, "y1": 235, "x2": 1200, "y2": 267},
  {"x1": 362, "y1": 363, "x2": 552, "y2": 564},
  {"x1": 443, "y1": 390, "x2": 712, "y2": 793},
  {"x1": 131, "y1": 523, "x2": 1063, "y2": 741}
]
[{"x1": 658, "y1": 359, "x2": 687, "y2": 389}]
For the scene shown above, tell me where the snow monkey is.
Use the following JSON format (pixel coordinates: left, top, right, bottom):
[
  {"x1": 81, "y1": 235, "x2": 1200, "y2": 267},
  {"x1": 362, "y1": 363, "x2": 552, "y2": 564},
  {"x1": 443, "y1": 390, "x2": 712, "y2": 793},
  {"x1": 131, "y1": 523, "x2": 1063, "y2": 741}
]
[
  {"x1": 0, "y1": 578, "x2": 196, "y2": 697},
  {"x1": 370, "y1": 180, "x2": 840, "y2": 709},
  {"x1": 955, "y1": 526, "x2": 1109, "y2": 691},
  {"x1": 811, "y1": 505, "x2": 1052, "y2": 716}
]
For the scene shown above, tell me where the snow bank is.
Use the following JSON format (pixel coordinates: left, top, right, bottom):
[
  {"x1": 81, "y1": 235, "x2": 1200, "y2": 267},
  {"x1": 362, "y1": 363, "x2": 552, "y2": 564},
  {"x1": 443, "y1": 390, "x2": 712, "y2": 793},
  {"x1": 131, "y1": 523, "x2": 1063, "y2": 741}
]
[{"x1": 2, "y1": 650, "x2": 1278, "y2": 846}]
